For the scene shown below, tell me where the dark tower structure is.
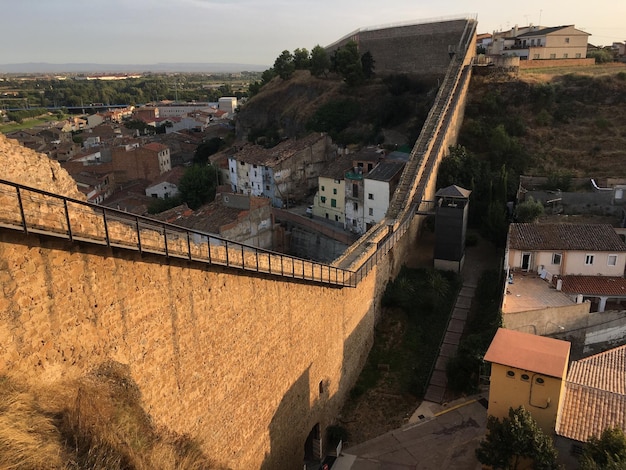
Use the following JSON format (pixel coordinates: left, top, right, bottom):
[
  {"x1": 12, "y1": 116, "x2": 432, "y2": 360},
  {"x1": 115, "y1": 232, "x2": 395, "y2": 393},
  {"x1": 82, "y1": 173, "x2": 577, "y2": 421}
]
[{"x1": 433, "y1": 185, "x2": 471, "y2": 273}]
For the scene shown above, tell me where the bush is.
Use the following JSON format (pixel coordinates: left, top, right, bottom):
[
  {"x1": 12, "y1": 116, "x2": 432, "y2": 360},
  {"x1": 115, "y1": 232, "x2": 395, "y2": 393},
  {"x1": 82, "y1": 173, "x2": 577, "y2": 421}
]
[{"x1": 515, "y1": 196, "x2": 544, "y2": 223}]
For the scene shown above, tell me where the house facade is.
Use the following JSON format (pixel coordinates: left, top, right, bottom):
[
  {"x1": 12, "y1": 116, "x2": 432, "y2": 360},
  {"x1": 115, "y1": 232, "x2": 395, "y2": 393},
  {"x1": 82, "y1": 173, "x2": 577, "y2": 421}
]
[
  {"x1": 489, "y1": 25, "x2": 590, "y2": 61},
  {"x1": 506, "y1": 223, "x2": 626, "y2": 277},
  {"x1": 313, "y1": 154, "x2": 353, "y2": 224},
  {"x1": 484, "y1": 328, "x2": 570, "y2": 435},
  {"x1": 363, "y1": 161, "x2": 405, "y2": 231},
  {"x1": 228, "y1": 134, "x2": 336, "y2": 208}
]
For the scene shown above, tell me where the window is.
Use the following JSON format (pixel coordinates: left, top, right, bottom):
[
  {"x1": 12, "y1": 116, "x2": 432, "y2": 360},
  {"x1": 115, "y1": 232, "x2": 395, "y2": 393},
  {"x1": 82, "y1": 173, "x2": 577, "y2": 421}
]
[
  {"x1": 320, "y1": 196, "x2": 326, "y2": 203},
  {"x1": 585, "y1": 254, "x2": 594, "y2": 265},
  {"x1": 368, "y1": 208, "x2": 374, "y2": 216},
  {"x1": 319, "y1": 381, "x2": 324, "y2": 395},
  {"x1": 533, "y1": 54, "x2": 540, "y2": 59},
  {"x1": 575, "y1": 53, "x2": 581, "y2": 58},
  {"x1": 240, "y1": 161, "x2": 245, "y2": 166},
  {"x1": 550, "y1": 53, "x2": 556, "y2": 59},
  {"x1": 506, "y1": 370, "x2": 515, "y2": 378},
  {"x1": 230, "y1": 167, "x2": 234, "y2": 173},
  {"x1": 352, "y1": 184, "x2": 358, "y2": 198},
  {"x1": 565, "y1": 37, "x2": 570, "y2": 43},
  {"x1": 352, "y1": 219, "x2": 357, "y2": 226},
  {"x1": 368, "y1": 193, "x2": 374, "y2": 200},
  {"x1": 353, "y1": 202, "x2": 358, "y2": 210},
  {"x1": 333, "y1": 188, "x2": 337, "y2": 195},
  {"x1": 521, "y1": 374, "x2": 530, "y2": 381},
  {"x1": 331, "y1": 198, "x2": 336, "y2": 208},
  {"x1": 536, "y1": 377, "x2": 545, "y2": 384},
  {"x1": 368, "y1": 163, "x2": 373, "y2": 172},
  {"x1": 552, "y1": 253, "x2": 562, "y2": 265},
  {"x1": 265, "y1": 185, "x2": 270, "y2": 190},
  {"x1": 608, "y1": 254, "x2": 618, "y2": 266},
  {"x1": 325, "y1": 213, "x2": 329, "y2": 219},
  {"x1": 563, "y1": 53, "x2": 568, "y2": 58},
  {"x1": 321, "y1": 185, "x2": 325, "y2": 191},
  {"x1": 335, "y1": 215, "x2": 339, "y2": 222},
  {"x1": 253, "y1": 164, "x2": 258, "y2": 168}
]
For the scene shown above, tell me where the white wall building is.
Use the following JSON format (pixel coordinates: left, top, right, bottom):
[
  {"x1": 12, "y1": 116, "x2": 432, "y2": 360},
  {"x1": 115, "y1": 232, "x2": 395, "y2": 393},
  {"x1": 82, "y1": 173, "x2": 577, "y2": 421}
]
[{"x1": 363, "y1": 161, "x2": 405, "y2": 231}]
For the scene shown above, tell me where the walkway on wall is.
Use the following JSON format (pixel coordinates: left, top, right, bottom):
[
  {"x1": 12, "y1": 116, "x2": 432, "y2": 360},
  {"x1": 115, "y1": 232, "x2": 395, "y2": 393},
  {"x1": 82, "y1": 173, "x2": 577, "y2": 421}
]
[{"x1": 0, "y1": 179, "x2": 355, "y2": 287}]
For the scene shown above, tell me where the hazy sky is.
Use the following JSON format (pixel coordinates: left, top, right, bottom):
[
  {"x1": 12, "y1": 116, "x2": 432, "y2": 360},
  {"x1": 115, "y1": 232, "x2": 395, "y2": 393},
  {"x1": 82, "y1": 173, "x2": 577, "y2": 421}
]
[{"x1": 1, "y1": 0, "x2": 624, "y2": 67}]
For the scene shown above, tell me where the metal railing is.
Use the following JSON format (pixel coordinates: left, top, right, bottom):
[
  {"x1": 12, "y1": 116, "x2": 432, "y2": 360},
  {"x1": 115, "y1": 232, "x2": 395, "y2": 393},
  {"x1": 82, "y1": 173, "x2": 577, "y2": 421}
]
[{"x1": 0, "y1": 179, "x2": 356, "y2": 287}]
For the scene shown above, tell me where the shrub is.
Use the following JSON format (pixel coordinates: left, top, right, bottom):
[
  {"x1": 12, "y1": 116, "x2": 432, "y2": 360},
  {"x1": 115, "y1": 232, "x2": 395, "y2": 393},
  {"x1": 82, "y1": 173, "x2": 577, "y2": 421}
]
[{"x1": 515, "y1": 196, "x2": 544, "y2": 223}]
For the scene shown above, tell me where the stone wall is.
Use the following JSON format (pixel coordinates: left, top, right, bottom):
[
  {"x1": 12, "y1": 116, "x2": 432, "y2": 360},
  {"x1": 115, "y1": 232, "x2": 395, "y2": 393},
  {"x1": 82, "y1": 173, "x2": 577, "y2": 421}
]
[{"x1": 328, "y1": 19, "x2": 469, "y2": 76}]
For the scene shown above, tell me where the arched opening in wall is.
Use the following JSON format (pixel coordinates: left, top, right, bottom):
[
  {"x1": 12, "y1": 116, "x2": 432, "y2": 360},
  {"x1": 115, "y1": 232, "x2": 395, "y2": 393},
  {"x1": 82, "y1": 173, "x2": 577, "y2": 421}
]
[{"x1": 304, "y1": 423, "x2": 321, "y2": 464}]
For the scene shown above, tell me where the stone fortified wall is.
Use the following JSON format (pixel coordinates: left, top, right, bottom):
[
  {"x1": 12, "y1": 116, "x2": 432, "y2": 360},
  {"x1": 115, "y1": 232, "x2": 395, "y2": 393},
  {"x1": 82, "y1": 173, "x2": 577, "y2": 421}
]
[
  {"x1": 329, "y1": 19, "x2": 469, "y2": 76},
  {"x1": 0, "y1": 133, "x2": 400, "y2": 469}
]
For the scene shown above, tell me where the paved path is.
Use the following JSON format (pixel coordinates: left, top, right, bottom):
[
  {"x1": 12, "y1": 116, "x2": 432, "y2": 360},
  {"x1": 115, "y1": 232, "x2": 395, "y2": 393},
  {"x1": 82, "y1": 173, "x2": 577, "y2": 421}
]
[{"x1": 423, "y1": 236, "x2": 498, "y2": 403}]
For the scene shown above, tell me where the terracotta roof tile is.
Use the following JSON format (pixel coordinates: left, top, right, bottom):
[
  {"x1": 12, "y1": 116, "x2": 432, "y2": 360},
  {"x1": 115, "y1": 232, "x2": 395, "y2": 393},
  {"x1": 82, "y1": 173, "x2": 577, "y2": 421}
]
[
  {"x1": 508, "y1": 223, "x2": 626, "y2": 252},
  {"x1": 556, "y1": 345, "x2": 626, "y2": 442},
  {"x1": 484, "y1": 328, "x2": 570, "y2": 378},
  {"x1": 561, "y1": 276, "x2": 626, "y2": 296}
]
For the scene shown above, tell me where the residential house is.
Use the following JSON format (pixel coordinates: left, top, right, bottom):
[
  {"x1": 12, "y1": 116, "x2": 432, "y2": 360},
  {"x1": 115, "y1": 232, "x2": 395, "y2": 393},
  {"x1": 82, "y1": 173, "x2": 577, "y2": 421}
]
[
  {"x1": 154, "y1": 192, "x2": 274, "y2": 249},
  {"x1": 485, "y1": 330, "x2": 626, "y2": 469},
  {"x1": 86, "y1": 113, "x2": 105, "y2": 129},
  {"x1": 133, "y1": 107, "x2": 159, "y2": 121},
  {"x1": 73, "y1": 171, "x2": 115, "y2": 204},
  {"x1": 313, "y1": 154, "x2": 353, "y2": 223},
  {"x1": 218, "y1": 97, "x2": 237, "y2": 115},
  {"x1": 145, "y1": 167, "x2": 185, "y2": 200},
  {"x1": 484, "y1": 328, "x2": 571, "y2": 435},
  {"x1": 363, "y1": 160, "x2": 405, "y2": 231},
  {"x1": 489, "y1": 25, "x2": 590, "y2": 61},
  {"x1": 345, "y1": 147, "x2": 382, "y2": 233},
  {"x1": 476, "y1": 32, "x2": 492, "y2": 52},
  {"x1": 554, "y1": 344, "x2": 626, "y2": 467},
  {"x1": 228, "y1": 133, "x2": 336, "y2": 208},
  {"x1": 506, "y1": 223, "x2": 626, "y2": 312}
]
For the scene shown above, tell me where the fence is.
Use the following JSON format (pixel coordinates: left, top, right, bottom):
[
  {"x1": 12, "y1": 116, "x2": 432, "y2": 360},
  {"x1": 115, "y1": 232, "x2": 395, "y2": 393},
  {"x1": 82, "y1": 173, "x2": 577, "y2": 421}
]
[{"x1": 0, "y1": 179, "x2": 355, "y2": 287}]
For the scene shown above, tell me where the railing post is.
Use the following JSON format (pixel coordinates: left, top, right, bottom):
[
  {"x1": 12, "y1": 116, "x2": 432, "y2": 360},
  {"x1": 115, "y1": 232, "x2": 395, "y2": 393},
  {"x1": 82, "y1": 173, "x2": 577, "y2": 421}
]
[
  {"x1": 225, "y1": 240, "x2": 230, "y2": 266},
  {"x1": 16, "y1": 187, "x2": 27, "y2": 234},
  {"x1": 136, "y1": 217, "x2": 142, "y2": 253},
  {"x1": 163, "y1": 225, "x2": 168, "y2": 257},
  {"x1": 187, "y1": 231, "x2": 192, "y2": 260},
  {"x1": 63, "y1": 199, "x2": 73, "y2": 242},
  {"x1": 255, "y1": 249, "x2": 259, "y2": 272},
  {"x1": 102, "y1": 207, "x2": 110, "y2": 247},
  {"x1": 241, "y1": 244, "x2": 245, "y2": 269},
  {"x1": 207, "y1": 236, "x2": 211, "y2": 264}
]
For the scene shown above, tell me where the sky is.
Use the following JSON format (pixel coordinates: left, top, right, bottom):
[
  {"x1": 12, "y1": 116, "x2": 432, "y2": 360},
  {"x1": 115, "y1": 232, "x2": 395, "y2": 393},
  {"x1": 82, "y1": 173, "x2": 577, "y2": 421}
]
[{"x1": 1, "y1": 0, "x2": 625, "y2": 68}]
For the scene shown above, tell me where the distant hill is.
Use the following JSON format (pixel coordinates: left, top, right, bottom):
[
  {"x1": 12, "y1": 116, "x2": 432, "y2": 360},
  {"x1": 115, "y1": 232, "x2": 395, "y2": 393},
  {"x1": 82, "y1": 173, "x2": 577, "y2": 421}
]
[{"x1": 0, "y1": 62, "x2": 269, "y2": 74}]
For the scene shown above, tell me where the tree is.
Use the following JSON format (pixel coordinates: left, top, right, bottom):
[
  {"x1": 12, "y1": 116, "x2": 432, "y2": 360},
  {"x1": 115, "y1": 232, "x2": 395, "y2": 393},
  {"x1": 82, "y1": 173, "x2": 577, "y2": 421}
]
[
  {"x1": 293, "y1": 48, "x2": 310, "y2": 70},
  {"x1": 273, "y1": 50, "x2": 295, "y2": 80},
  {"x1": 310, "y1": 45, "x2": 330, "y2": 77},
  {"x1": 580, "y1": 427, "x2": 626, "y2": 470},
  {"x1": 475, "y1": 406, "x2": 560, "y2": 470},
  {"x1": 361, "y1": 51, "x2": 375, "y2": 79},
  {"x1": 193, "y1": 137, "x2": 225, "y2": 165},
  {"x1": 177, "y1": 164, "x2": 218, "y2": 210},
  {"x1": 515, "y1": 196, "x2": 544, "y2": 223},
  {"x1": 334, "y1": 41, "x2": 364, "y2": 87}
]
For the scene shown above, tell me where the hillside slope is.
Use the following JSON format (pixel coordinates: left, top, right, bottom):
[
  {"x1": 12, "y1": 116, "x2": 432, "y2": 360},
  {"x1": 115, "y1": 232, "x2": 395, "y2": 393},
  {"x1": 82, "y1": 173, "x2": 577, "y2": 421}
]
[{"x1": 464, "y1": 65, "x2": 626, "y2": 178}]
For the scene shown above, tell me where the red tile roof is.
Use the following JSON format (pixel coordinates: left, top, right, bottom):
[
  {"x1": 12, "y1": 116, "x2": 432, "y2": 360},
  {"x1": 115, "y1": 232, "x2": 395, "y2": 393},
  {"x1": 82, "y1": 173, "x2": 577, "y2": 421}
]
[
  {"x1": 556, "y1": 345, "x2": 626, "y2": 442},
  {"x1": 508, "y1": 223, "x2": 626, "y2": 252},
  {"x1": 561, "y1": 276, "x2": 626, "y2": 296},
  {"x1": 143, "y1": 142, "x2": 168, "y2": 152},
  {"x1": 484, "y1": 328, "x2": 570, "y2": 378}
]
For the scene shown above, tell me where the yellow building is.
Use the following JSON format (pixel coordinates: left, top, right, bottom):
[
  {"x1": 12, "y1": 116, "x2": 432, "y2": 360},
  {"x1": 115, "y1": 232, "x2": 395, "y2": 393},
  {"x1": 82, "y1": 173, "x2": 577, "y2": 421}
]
[{"x1": 484, "y1": 328, "x2": 570, "y2": 434}]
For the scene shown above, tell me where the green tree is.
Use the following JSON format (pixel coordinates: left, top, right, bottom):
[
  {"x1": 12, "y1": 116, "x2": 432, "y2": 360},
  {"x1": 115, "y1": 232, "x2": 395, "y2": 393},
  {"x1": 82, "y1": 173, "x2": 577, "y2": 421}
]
[
  {"x1": 580, "y1": 427, "x2": 626, "y2": 470},
  {"x1": 310, "y1": 45, "x2": 331, "y2": 77},
  {"x1": 193, "y1": 137, "x2": 225, "y2": 165},
  {"x1": 361, "y1": 51, "x2": 375, "y2": 79},
  {"x1": 177, "y1": 164, "x2": 218, "y2": 210},
  {"x1": 273, "y1": 50, "x2": 296, "y2": 80},
  {"x1": 515, "y1": 196, "x2": 544, "y2": 223},
  {"x1": 476, "y1": 406, "x2": 560, "y2": 470},
  {"x1": 334, "y1": 41, "x2": 364, "y2": 87},
  {"x1": 293, "y1": 48, "x2": 310, "y2": 70}
]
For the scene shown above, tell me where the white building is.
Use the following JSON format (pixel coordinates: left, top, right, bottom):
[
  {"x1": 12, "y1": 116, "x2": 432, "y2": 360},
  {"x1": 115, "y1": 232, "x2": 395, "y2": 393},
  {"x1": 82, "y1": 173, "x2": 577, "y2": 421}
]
[
  {"x1": 363, "y1": 161, "x2": 405, "y2": 231},
  {"x1": 218, "y1": 97, "x2": 238, "y2": 115}
]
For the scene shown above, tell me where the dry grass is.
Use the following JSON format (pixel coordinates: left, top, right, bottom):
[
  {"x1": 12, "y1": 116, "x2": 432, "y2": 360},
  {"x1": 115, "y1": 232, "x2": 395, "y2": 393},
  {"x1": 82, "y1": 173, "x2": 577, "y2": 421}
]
[{"x1": 0, "y1": 363, "x2": 225, "y2": 470}]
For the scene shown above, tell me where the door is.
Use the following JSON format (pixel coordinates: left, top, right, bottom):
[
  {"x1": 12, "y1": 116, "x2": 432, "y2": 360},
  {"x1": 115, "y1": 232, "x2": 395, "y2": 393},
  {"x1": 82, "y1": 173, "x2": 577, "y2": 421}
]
[{"x1": 521, "y1": 252, "x2": 531, "y2": 271}]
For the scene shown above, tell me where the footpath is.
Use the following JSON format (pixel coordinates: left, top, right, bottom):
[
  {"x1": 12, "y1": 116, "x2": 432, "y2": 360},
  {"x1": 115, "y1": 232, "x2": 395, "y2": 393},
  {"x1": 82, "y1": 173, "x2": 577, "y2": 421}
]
[{"x1": 332, "y1": 234, "x2": 500, "y2": 470}]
